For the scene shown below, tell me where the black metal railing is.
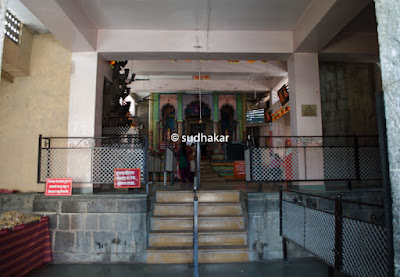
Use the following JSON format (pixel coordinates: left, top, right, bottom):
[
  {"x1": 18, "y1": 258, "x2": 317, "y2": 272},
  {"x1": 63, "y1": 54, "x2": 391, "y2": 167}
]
[
  {"x1": 245, "y1": 135, "x2": 382, "y2": 185},
  {"x1": 280, "y1": 189, "x2": 388, "y2": 277},
  {"x1": 193, "y1": 187, "x2": 199, "y2": 277},
  {"x1": 37, "y1": 135, "x2": 149, "y2": 192},
  {"x1": 148, "y1": 150, "x2": 163, "y2": 182},
  {"x1": 192, "y1": 141, "x2": 201, "y2": 277}
]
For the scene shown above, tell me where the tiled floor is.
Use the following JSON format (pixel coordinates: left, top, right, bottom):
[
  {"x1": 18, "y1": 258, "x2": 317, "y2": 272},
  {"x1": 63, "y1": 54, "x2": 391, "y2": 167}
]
[{"x1": 28, "y1": 260, "x2": 347, "y2": 277}]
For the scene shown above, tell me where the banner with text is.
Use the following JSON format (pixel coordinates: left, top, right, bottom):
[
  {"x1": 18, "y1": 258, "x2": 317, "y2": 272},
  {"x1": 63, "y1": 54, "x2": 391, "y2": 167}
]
[
  {"x1": 45, "y1": 178, "x2": 72, "y2": 196},
  {"x1": 114, "y1": 168, "x2": 141, "y2": 188}
]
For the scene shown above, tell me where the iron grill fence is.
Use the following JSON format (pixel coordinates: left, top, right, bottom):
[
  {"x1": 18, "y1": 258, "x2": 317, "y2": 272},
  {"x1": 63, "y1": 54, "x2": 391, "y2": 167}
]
[
  {"x1": 280, "y1": 189, "x2": 388, "y2": 277},
  {"x1": 245, "y1": 135, "x2": 382, "y2": 182},
  {"x1": 37, "y1": 135, "x2": 149, "y2": 189}
]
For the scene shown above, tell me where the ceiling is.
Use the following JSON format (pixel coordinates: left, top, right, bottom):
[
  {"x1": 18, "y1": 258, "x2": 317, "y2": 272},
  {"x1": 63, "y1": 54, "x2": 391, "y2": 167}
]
[
  {"x1": 78, "y1": 0, "x2": 312, "y2": 31},
  {"x1": 11, "y1": 0, "x2": 378, "y2": 98},
  {"x1": 7, "y1": 0, "x2": 48, "y2": 33}
]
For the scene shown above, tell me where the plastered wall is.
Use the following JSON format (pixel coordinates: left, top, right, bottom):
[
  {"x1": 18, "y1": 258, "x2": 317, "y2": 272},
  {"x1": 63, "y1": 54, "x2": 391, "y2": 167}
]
[{"x1": 0, "y1": 34, "x2": 71, "y2": 192}]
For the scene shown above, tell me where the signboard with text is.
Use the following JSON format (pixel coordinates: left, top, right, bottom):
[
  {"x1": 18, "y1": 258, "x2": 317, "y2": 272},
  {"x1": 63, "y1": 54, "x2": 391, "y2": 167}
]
[
  {"x1": 45, "y1": 178, "x2": 72, "y2": 196},
  {"x1": 234, "y1": 161, "x2": 246, "y2": 180},
  {"x1": 114, "y1": 168, "x2": 141, "y2": 188}
]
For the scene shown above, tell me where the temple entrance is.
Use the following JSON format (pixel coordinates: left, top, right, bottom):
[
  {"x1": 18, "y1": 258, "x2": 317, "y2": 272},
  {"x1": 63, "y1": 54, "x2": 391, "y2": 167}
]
[
  {"x1": 220, "y1": 104, "x2": 234, "y2": 138},
  {"x1": 184, "y1": 100, "x2": 212, "y2": 158}
]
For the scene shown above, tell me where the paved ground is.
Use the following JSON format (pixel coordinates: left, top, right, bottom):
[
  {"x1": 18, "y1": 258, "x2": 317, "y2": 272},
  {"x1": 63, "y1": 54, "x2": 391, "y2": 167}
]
[{"x1": 29, "y1": 260, "x2": 347, "y2": 277}]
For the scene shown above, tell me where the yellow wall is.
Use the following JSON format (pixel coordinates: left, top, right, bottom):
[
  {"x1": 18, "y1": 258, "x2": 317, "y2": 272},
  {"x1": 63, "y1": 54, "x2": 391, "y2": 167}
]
[
  {"x1": 2, "y1": 25, "x2": 34, "y2": 77},
  {"x1": 0, "y1": 34, "x2": 71, "y2": 192}
]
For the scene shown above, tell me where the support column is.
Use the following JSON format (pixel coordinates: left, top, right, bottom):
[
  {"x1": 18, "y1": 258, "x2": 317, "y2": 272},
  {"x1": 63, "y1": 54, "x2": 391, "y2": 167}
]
[
  {"x1": 213, "y1": 93, "x2": 222, "y2": 155},
  {"x1": 152, "y1": 94, "x2": 159, "y2": 150},
  {"x1": 288, "y1": 53, "x2": 323, "y2": 184},
  {"x1": 375, "y1": 1, "x2": 400, "y2": 275},
  {"x1": 149, "y1": 94, "x2": 153, "y2": 151},
  {"x1": 237, "y1": 93, "x2": 245, "y2": 142},
  {"x1": 68, "y1": 52, "x2": 99, "y2": 194},
  {"x1": 288, "y1": 53, "x2": 323, "y2": 136},
  {"x1": 177, "y1": 93, "x2": 183, "y2": 139}
]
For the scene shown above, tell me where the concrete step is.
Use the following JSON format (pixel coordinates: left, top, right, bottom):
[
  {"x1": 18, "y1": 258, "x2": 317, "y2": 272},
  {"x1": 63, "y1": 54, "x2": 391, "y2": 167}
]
[
  {"x1": 211, "y1": 162, "x2": 235, "y2": 167},
  {"x1": 151, "y1": 216, "x2": 245, "y2": 231},
  {"x1": 201, "y1": 177, "x2": 227, "y2": 182},
  {"x1": 156, "y1": 190, "x2": 240, "y2": 203},
  {"x1": 153, "y1": 202, "x2": 243, "y2": 216},
  {"x1": 147, "y1": 246, "x2": 249, "y2": 264},
  {"x1": 149, "y1": 230, "x2": 247, "y2": 247}
]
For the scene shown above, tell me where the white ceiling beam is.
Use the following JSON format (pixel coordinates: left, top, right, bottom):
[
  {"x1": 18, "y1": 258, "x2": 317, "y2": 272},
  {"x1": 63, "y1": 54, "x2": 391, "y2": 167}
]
[
  {"x1": 319, "y1": 32, "x2": 379, "y2": 62},
  {"x1": 321, "y1": 32, "x2": 379, "y2": 54},
  {"x1": 97, "y1": 30, "x2": 293, "y2": 57},
  {"x1": 126, "y1": 60, "x2": 287, "y2": 76},
  {"x1": 20, "y1": 0, "x2": 97, "y2": 51},
  {"x1": 127, "y1": 79, "x2": 272, "y2": 93},
  {"x1": 293, "y1": 0, "x2": 371, "y2": 53}
]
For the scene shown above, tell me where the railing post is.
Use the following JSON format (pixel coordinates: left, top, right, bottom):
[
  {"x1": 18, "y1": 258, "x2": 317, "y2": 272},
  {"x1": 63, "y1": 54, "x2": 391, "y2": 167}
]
[
  {"x1": 249, "y1": 143, "x2": 254, "y2": 184},
  {"x1": 279, "y1": 188, "x2": 283, "y2": 236},
  {"x1": 46, "y1": 138, "x2": 51, "y2": 179},
  {"x1": 334, "y1": 195, "x2": 343, "y2": 271},
  {"x1": 37, "y1": 135, "x2": 42, "y2": 183},
  {"x1": 196, "y1": 142, "x2": 201, "y2": 190},
  {"x1": 280, "y1": 188, "x2": 288, "y2": 262},
  {"x1": 354, "y1": 134, "x2": 360, "y2": 182},
  {"x1": 144, "y1": 136, "x2": 149, "y2": 194},
  {"x1": 303, "y1": 144, "x2": 307, "y2": 181}
]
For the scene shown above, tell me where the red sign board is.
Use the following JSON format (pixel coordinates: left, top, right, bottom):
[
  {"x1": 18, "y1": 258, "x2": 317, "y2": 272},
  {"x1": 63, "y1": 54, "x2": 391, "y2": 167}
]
[
  {"x1": 45, "y1": 178, "x2": 72, "y2": 196},
  {"x1": 114, "y1": 168, "x2": 141, "y2": 188},
  {"x1": 234, "y1": 161, "x2": 246, "y2": 180}
]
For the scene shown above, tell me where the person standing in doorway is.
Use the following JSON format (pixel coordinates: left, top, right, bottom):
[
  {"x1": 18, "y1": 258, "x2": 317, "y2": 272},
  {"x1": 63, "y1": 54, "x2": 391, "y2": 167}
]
[{"x1": 178, "y1": 141, "x2": 193, "y2": 189}]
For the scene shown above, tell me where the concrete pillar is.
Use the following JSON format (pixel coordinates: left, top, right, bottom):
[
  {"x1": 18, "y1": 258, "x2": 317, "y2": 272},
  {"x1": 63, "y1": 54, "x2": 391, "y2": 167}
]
[
  {"x1": 152, "y1": 94, "x2": 160, "y2": 150},
  {"x1": 288, "y1": 53, "x2": 323, "y2": 183},
  {"x1": 177, "y1": 121, "x2": 183, "y2": 139},
  {"x1": 67, "y1": 52, "x2": 99, "y2": 194},
  {"x1": 288, "y1": 53, "x2": 323, "y2": 136},
  {"x1": 177, "y1": 93, "x2": 183, "y2": 139},
  {"x1": 375, "y1": 1, "x2": 400, "y2": 275}
]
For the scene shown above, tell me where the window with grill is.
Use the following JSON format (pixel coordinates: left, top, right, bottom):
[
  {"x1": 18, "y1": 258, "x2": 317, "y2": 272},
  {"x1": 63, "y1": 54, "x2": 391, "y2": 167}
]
[{"x1": 4, "y1": 10, "x2": 21, "y2": 44}]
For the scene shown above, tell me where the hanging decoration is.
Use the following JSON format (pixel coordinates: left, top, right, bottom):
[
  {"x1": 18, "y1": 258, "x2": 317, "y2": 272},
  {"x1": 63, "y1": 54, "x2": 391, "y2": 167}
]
[
  {"x1": 193, "y1": 75, "x2": 210, "y2": 80},
  {"x1": 109, "y1": 60, "x2": 124, "y2": 68},
  {"x1": 271, "y1": 104, "x2": 290, "y2": 121},
  {"x1": 278, "y1": 84, "x2": 290, "y2": 106}
]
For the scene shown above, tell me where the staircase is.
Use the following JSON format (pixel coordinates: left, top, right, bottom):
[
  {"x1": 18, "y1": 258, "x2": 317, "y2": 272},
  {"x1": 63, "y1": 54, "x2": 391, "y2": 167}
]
[
  {"x1": 146, "y1": 190, "x2": 249, "y2": 264},
  {"x1": 211, "y1": 161, "x2": 236, "y2": 181},
  {"x1": 200, "y1": 161, "x2": 226, "y2": 182}
]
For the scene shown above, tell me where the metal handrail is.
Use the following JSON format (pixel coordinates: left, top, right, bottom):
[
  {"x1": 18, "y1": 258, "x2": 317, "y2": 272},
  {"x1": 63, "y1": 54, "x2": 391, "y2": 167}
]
[
  {"x1": 280, "y1": 188, "x2": 388, "y2": 276},
  {"x1": 283, "y1": 189, "x2": 384, "y2": 208},
  {"x1": 193, "y1": 188, "x2": 199, "y2": 277},
  {"x1": 37, "y1": 134, "x2": 149, "y2": 192},
  {"x1": 193, "y1": 141, "x2": 200, "y2": 277}
]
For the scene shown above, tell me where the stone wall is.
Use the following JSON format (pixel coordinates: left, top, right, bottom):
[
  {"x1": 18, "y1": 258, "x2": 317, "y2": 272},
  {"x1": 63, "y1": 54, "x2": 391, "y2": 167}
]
[
  {"x1": 320, "y1": 63, "x2": 382, "y2": 136},
  {"x1": 0, "y1": 194, "x2": 35, "y2": 214},
  {"x1": 245, "y1": 193, "x2": 313, "y2": 261},
  {"x1": 33, "y1": 194, "x2": 148, "y2": 263},
  {"x1": 374, "y1": 0, "x2": 400, "y2": 275}
]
